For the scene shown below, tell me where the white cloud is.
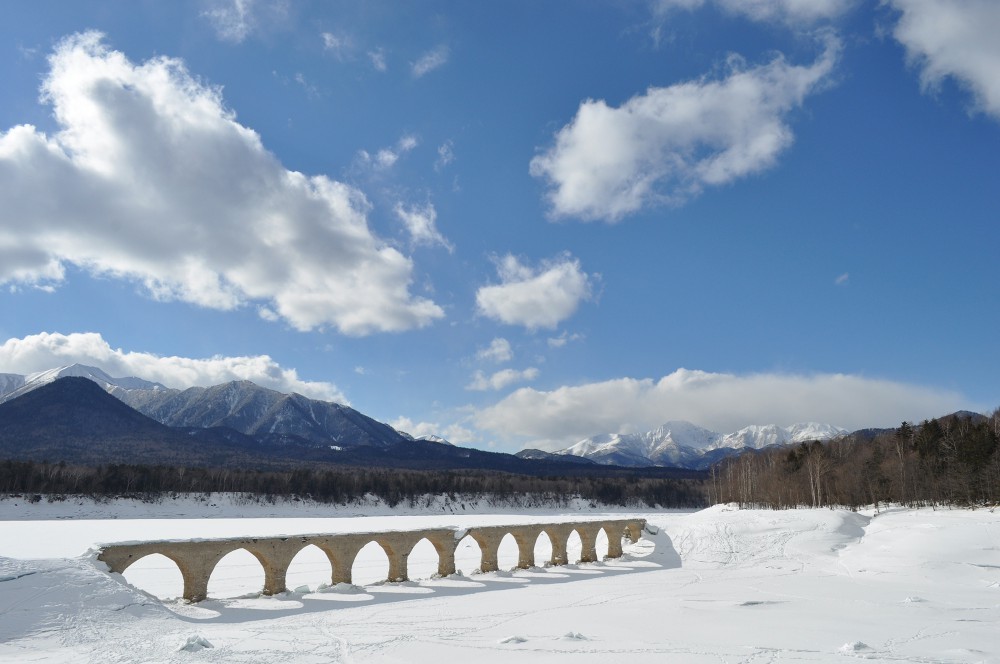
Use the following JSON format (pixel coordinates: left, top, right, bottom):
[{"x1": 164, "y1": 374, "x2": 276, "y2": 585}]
[
  {"x1": 473, "y1": 368, "x2": 974, "y2": 449},
  {"x1": 654, "y1": 0, "x2": 856, "y2": 26},
  {"x1": 435, "y1": 140, "x2": 455, "y2": 170},
  {"x1": 530, "y1": 37, "x2": 840, "y2": 221},
  {"x1": 0, "y1": 33, "x2": 442, "y2": 335},
  {"x1": 467, "y1": 367, "x2": 539, "y2": 392},
  {"x1": 411, "y1": 45, "x2": 449, "y2": 78},
  {"x1": 293, "y1": 72, "x2": 319, "y2": 98},
  {"x1": 476, "y1": 254, "x2": 594, "y2": 330},
  {"x1": 394, "y1": 202, "x2": 453, "y2": 252},
  {"x1": 889, "y1": 0, "x2": 1000, "y2": 121},
  {"x1": 547, "y1": 331, "x2": 584, "y2": 348},
  {"x1": 368, "y1": 48, "x2": 388, "y2": 72},
  {"x1": 201, "y1": 0, "x2": 289, "y2": 43},
  {"x1": 321, "y1": 32, "x2": 352, "y2": 59},
  {"x1": 477, "y1": 337, "x2": 513, "y2": 363},
  {"x1": 390, "y1": 416, "x2": 477, "y2": 445},
  {"x1": 356, "y1": 134, "x2": 419, "y2": 172},
  {"x1": 835, "y1": 272, "x2": 849, "y2": 285},
  {"x1": 0, "y1": 331, "x2": 346, "y2": 403}
]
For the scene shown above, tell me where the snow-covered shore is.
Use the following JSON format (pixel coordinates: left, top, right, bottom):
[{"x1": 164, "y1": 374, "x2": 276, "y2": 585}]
[{"x1": 1, "y1": 498, "x2": 998, "y2": 662}]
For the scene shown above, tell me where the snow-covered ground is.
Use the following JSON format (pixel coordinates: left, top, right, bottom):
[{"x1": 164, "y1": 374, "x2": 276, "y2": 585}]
[{"x1": 1, "y1": 496, "x2": 998, "y2": 662}]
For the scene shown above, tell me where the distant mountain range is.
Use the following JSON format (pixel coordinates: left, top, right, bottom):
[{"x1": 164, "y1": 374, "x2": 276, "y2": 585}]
[
  {"x1": 0, "y1": 368, "x2": 701, "y2": 478},
  {"x1": 0, "y1": 364, "x2": 855, "y2": 473},
  {"x1": 1, "y1": 364, "x2": 413, "y2": 451},
  {"x1": 553, "y1": 421, "x2": 848, "y2": 469}
]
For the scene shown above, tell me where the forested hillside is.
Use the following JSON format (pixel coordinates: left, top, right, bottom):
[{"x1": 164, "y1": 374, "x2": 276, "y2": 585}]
[{"x1": 711, "y1": 411, "x2": 1000, "y2": 509}]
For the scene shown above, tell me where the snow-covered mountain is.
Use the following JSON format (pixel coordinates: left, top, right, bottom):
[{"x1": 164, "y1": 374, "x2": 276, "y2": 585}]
[
  {"x1": 711, "y1": 422, "x2": 847, "y2": 452},
  {"x1": 0, "y1": 364, "x2": 405, "y2": 449},
  {"x1": 559, "y1": 421, "x2": 847, "y2": 469},
  {"x1": 0, "y1": 364, "x2": 167, "y2": 404},
  {"x1": 562, "y1": 421, "x2": 720, "y2": 468},
  {"x1": 397, "y1": 433, "x2": 454, "y2": 446},
  {"x1": 0, "y1": 373, "x2": 26, "y2": 398}
]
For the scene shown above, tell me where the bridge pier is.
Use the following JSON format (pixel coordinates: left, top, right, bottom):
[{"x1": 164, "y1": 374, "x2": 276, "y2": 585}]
[{"x1": 576, "y1": 524, "x2": 601, "y2": 563}]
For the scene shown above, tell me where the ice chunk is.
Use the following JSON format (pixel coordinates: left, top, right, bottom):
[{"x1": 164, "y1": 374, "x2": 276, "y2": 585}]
[
  {"x1": 499, "y1": 635, "x2": 527, "y2": 644},
  {"x1": 178, "y1": 634, "x2": 213, "y2": 652},
  {"x1": 839, "y1": 641, "x2": 872, "y2": 653}
]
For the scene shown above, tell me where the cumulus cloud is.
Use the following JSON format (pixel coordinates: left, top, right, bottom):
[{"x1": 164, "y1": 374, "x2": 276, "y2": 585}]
[
  {"x1": 889, "y1": 0, "x2": 1000, "y2": 121},
  {"x1": 390, "y1": 416, "x2": 477, "y2": 445},
  {"x1": 477, "y1": 337, "x2": 513, "y2": 364},
  {"x1": 411, "y1": 45, "x2": 449, "y2": 78},
  {"x1": 0, "y1": 33, "x2": 442, "y2": 335},
  {"x1": 530, "y1": 37, "x2": 840, "y2": 221},
  {"x1": 654, "y1": 0, "x2": 856, "y2": 26},
  {"x1": 475, "y1": 253, "x2": 594, "y2": 330},
  {"x1": 0, "y1": 331, "x2": 346, "y2": 402},
  {"x1": 394, "y1": 202, "x2": 453, "y2": 252},
  {"x1": 474, "y1": 368, "x2": 974, "y2": 449},
  {"x1": 467, "y1": 367, "x2": 539, "y2": 392}
]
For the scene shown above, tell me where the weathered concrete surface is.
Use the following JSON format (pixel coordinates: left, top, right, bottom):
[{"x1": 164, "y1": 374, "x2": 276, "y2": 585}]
[{"x1": 98, "y1": 519, "x2": 646, "y2": 602}]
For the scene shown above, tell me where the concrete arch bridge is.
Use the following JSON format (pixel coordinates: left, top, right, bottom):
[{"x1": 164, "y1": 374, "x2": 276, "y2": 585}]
[{"x1": 98, "y1": 518, "x2": 646, "y2": 602}]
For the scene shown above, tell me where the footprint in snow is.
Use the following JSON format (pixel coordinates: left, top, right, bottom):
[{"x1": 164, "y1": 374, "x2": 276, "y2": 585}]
[{"x1": 561, "y1": 632, "x2": 589, "y2": 641}]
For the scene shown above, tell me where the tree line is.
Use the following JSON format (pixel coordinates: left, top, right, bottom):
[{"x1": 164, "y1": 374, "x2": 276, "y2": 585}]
[
  {"x1": 711, "y1": 410, "x2": 1000, "y2": 509},
  {"x1": 0, "y1": 459, "x2": 709, "y2": 508}
]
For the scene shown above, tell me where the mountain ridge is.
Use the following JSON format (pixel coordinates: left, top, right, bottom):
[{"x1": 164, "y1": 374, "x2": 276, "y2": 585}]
[
  {"x1": 0, "y1": 364, "x2": 405, "y2": 450},
  {"x1": 0, "y1": 376, "x2": 703, "y2": 479},
  {"x1": 558, "y1": 420, "x2": 848, "y2": 469}
]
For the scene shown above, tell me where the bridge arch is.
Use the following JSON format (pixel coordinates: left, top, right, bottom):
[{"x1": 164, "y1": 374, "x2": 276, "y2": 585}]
[
  {"x1": 405, "y1": 537, "x2": 440, "y2": 580},
  {"x1": 595, "y1": 527, "x2": 610, "y2": 560},
  {"x1": 207, "y1": 548, "x2": 266, "y2": 599},
  {"x1": 120, "y1": 552, "x2": 184, "y2": 599},
  {"x1": 454, "y1": 534, "x2": 484, "y2": 574},
  {"x1": 496, "y1": 533, "x2": 520, "y2": 571},
  {"x1": 284, "y1": 544, "x2": 332, "y2": 592},
  {"x1": 534, "y1": 530, "x2": 554, "y2": 566},
  {"x1": 566, "y1": 528, "x2": 584, "y2": 564},
  {"x1": 351, "y1": 540, "x2": 391, "y2": 586}
]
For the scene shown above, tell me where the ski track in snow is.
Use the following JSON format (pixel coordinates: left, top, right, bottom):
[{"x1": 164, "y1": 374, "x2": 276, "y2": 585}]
[{"x1": 1, "y1": 498, "x2": 999, "y2": 662}]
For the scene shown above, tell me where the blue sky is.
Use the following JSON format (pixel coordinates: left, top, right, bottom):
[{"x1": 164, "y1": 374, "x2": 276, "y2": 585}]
[{"x1": 1, "y1": 0, "x2": 998, "y2": 452}]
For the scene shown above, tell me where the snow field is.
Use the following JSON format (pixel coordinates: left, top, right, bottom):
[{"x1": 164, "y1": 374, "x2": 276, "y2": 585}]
[{"x1": 1, "y1": 499, "x2": 998, "y2": 662}]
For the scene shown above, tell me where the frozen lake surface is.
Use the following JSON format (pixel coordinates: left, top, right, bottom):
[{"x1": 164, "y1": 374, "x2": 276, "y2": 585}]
[{"x1": 1, "y1": 496, "x2": 998, "y2": 662}]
